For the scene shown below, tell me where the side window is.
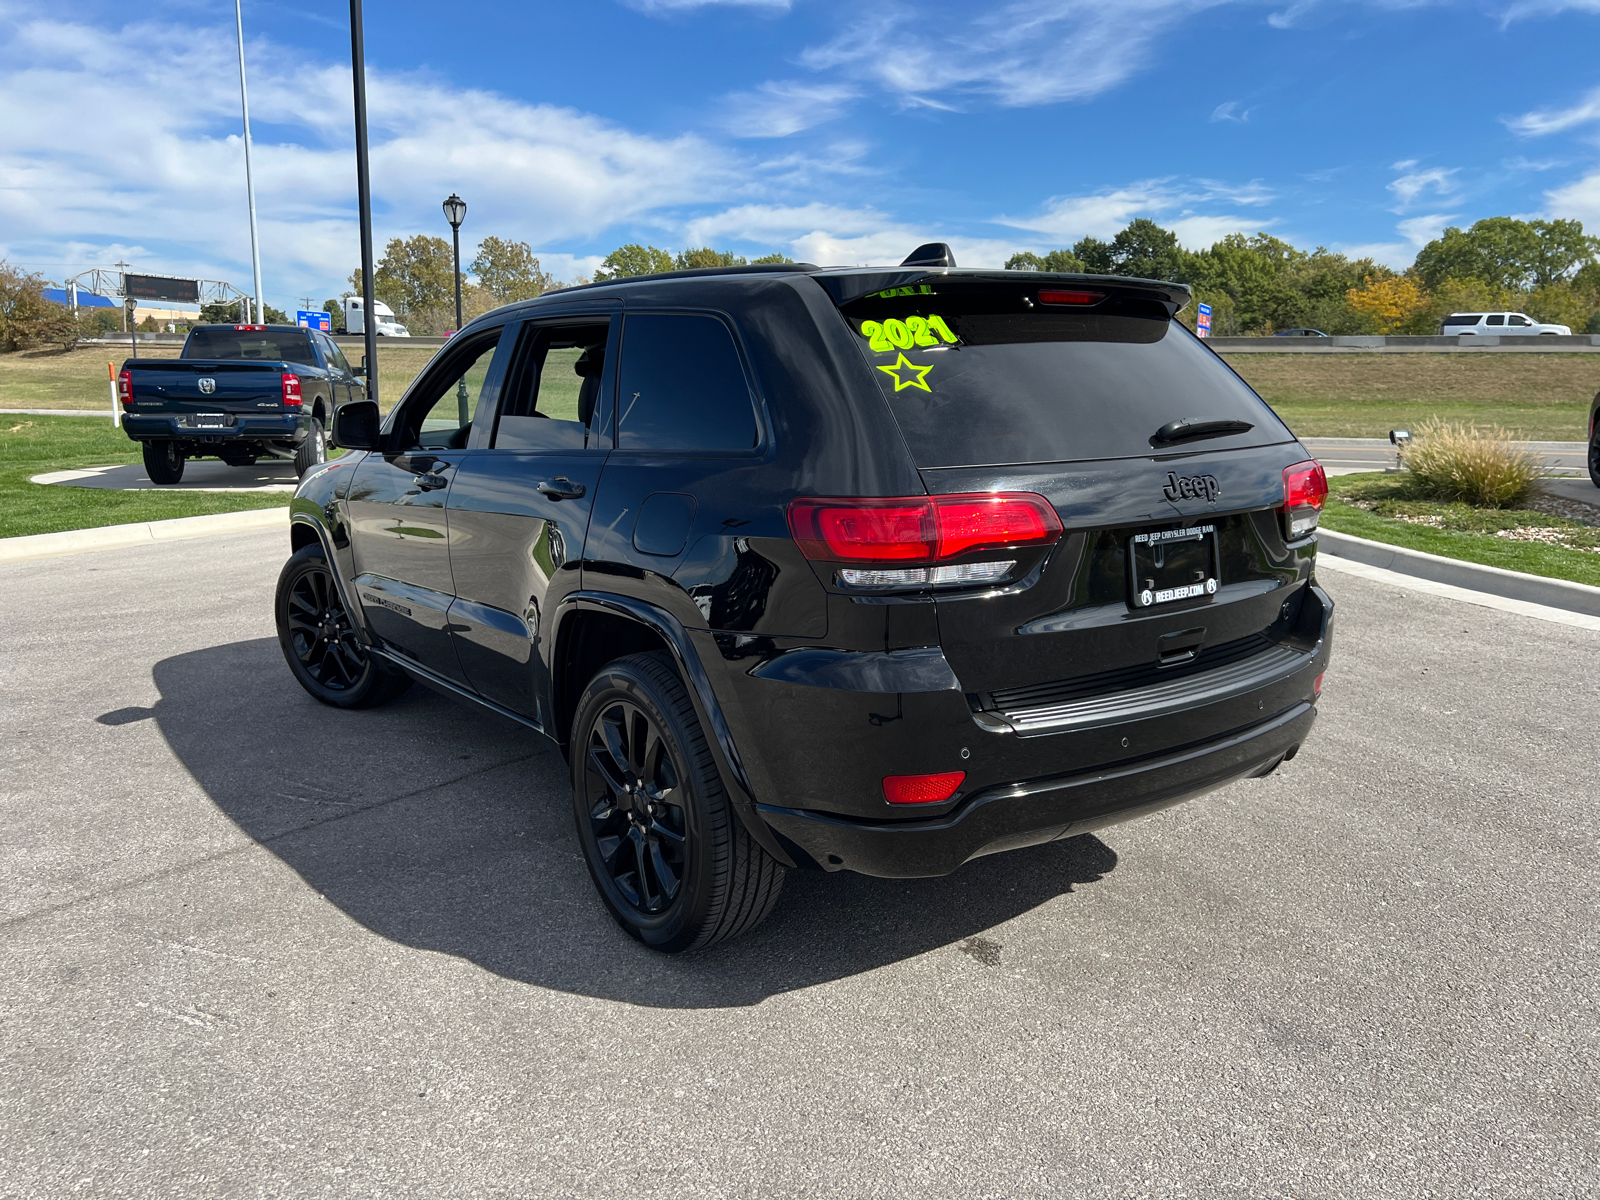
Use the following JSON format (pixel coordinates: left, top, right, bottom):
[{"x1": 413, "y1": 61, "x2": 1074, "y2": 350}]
[
  {"x1": 617, "y1": 314, "x2": 758, "y2": 453},
  {"x1": 321, "y1": 334, "x2": 352, "y2": 374},
  {"x1": 1486, "y1": 314, "x2": 1505, "y2": 326},
  {"x1": 397, "y1": 328, "x2": 503, "y2": 451},
  {"x1": 1509, "y1": 314, "x2": 1530, "y2": 326},
  {"x1": 492, "y1": 321, "x2": 611, "y2": 451}
]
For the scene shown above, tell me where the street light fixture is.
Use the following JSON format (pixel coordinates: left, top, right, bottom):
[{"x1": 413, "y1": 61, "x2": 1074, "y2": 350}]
[{"x1": 443, "y1": 193, "x2": 468, "y2": 424}]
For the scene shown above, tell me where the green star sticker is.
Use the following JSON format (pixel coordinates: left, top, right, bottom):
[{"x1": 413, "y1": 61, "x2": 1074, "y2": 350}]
[{"x1": 876, "y1": 353, "x2": 934, "y2": 393}]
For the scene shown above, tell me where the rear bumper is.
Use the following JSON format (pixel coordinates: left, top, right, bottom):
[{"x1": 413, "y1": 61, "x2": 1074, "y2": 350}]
[
  {"x1": 123, "y1": 413, "x2": 307, "y2": 444},
  {"x1": 759, "y1": 700, "x2": 1316, "y2": 878}
]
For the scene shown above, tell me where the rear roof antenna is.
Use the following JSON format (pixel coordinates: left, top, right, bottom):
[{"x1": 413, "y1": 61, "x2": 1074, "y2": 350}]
[{"x1": 901, "y1": 242, "x2": 956, "y2": 268}]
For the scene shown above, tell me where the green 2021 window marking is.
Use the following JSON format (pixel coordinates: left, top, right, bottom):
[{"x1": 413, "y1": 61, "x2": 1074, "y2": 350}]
[{"x1": 859, "y1": 315, "x2": 958, "y2": 353}]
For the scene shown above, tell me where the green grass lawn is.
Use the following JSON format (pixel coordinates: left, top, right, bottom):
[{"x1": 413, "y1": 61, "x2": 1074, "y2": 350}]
[
  {"x1": 1320, "y1": 472, "x2": 1600, "y2": 587},
  {"x1": 1225, "y1": 352, "x2": 1600, "y2": 440},
  {"x1": 0, "y1": 415, "x2": 288, "y2": 539},
  {"x1": 0, "y1": 344, "x2": 436, "y2": 414}
]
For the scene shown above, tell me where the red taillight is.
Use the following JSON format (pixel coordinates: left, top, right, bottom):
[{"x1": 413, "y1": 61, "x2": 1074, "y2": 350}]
[
  {"x1": 117, "y1": 369, "x2": 133, "y2": 406},
  {"x1": 788, "y1": 493, "x2": 1062, "y2": 564},
  {"x1": 281, "y1": 372, "x2": 303, "y2": 407},
  {"x1": 1038, "y1": 289, "x2": 1104, "y2": 306},
  {"x1": 882, "y1": 772, "x2": 965, "y2": 805},
  {"x1": 1280, "y1": 460, "x2": 1328, "y2": 540},
  {"x1": 1314, "y1": 672, "x2": 1324, "y2": 697}
]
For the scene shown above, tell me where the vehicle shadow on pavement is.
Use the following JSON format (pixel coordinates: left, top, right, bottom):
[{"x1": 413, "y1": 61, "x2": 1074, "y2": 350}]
[{"x1": 148, "y1": 638, "x2": 1118, "y2": 1008}]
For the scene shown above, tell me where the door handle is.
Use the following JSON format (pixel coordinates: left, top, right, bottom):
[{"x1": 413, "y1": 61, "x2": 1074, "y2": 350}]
[
  {"x1": 414, "y1": 472, "x2": 450, "y2": 491},
  {"x1": 537, "y1": 477, "x2": 586, "y2": 500}
]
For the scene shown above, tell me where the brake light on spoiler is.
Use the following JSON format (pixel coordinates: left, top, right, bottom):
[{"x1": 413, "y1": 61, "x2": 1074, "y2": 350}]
[
  {"x1": 1280, "y1": 460, "x2": 1328, "y2": 540},
  {"x1": 788, "y1": 493, "x2": 1062, "y2": 588}
]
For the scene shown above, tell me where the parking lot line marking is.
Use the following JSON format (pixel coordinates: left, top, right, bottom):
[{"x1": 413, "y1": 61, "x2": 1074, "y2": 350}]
[{"x1": 1317, "y1": 554, "x2": 1600, "y2": 630}]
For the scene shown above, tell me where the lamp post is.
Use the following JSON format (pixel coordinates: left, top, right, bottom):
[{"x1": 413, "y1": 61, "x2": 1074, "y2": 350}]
[
  {"x1": 442, "y1": 193, "x2": 468, "y2": 423},
  {"x1": 234, "y1": 0, "x2": 264, "y2": 326}
]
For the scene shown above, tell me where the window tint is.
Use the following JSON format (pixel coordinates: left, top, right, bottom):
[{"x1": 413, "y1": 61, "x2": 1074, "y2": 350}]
[
  {"x1": 1442, "y1": 314, "x2": 1482, "y2": 326},
  {"x1": 185, "y1": 327, "x2": 317, "y2": 365},
  {"x1": 839, "y1": 281, "x2": 1288, "y2": 467},
  {"x1": 321, "y1": 335, "x2": 352, "y2": 374},
  {"x1": 1486, "y1": 314, "x2": 1505, "y2": 326},
  {"x1": 399, "y1": 329, "x2": 502, "y2": 451},
  {"x1": 617, "y1": 314, "x2": 758, "y2": 452},
  {"x1": 1508, "y1": 314, "x2": 1530, "y2": 326},
  {"x1": 493, "y1": 322, "x2": 609, "y2": 450}
]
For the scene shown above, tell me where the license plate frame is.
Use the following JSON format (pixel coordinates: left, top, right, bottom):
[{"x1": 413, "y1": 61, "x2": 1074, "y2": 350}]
[
  {"x1": 1128, "y1": 524, "x2": 1220, "y2": 610},
  {"x1": 187, "y1": 413, "x2": 231, "y2": 429}
]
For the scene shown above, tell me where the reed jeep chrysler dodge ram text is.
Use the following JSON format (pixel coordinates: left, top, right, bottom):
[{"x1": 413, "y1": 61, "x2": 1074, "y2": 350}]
[{"x1": 275, "y1": 247, "x2": 1333, "y2": 952}]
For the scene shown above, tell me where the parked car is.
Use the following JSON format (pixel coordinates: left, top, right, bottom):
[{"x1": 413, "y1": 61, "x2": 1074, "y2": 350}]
[
  {"x1": 276, "y1": 251, "x2": 1333, "y2": 952},
  {"x1": 340, "y1": 295, "x2": 410, "y2": 337},
  {"x1": 1273, "y1": 328, "x2": 1328, "y2": 337},
  {"x1": 119, "y1": 323, "x2": 362, "y2": 483},
  {"x1": 1588, "y1": 389, "x2": 1600, "y2": 488},
  {"x1": 1439, "y1": 312, "x2": 1572, "y2": 336}
]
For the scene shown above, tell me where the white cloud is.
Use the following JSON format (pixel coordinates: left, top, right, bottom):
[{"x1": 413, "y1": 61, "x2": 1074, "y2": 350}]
[
  {"x1": 624, "y1": 0, "x2": 791, "y2": 11},
  {"x1": 997, "y1": 179, "x2": 1274, "y2": 245},
  {"x1": 1544, "y1": 170, "x2": 1600, "y2": 224},
  {"x1": 1330, "y1": 240, "x2": 1413, "y2": 269},
  {"x1": 1387, "y1": 165, "x2": 1458, "y2": 209},
  {"x1": 1396, "y1": 213, "x2": 1456, "y2": 247},
  {"x1": 799, "y1": 0, "x2": 1228, "y2": 109},
  {"x1": 723, "y1": 81, "x2": 861, "y2": 138},
  {"x1": 1210, "y1": 100, "x2": 1251, "y2": 123},
  {"x1": 1506, "y1": 86, "x2": 1600, "y2": 136},
  {"x1": 0, "y1": 10, "x2": 738, "y2": 307}
]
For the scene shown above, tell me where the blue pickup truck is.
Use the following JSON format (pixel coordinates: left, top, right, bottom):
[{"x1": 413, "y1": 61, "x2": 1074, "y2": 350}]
[{"x1": 119, "y1": 324, "x2": 365, "y2": 483}]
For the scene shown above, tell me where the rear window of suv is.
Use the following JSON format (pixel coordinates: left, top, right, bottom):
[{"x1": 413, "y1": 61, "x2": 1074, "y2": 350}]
[
  {"x1": 838, "y1": 281, "x2": 1289, "y2": 467},
  {"x1": 1442, "y1": 314, "x2": 1483, "y2": 326}
]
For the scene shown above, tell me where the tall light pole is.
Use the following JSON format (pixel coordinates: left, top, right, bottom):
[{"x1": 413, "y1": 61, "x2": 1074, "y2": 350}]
[
  {"x1": 442, "y1": 193, "x2": 467, "y2": 423},
  {"x1": 443, "y1": 193, "x2": 466, "y2": 335},
  {"x1": 234, "y1": 1, "x2": 265, "y2": 325},
  {"x1": 349, "y1": 0, "x2": 378, "y2": 404}
]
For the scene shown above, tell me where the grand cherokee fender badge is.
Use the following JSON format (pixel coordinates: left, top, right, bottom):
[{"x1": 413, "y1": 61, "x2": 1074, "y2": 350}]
[
  {"x1": 1163, "y1": 472, "x2": 1220, "y2": 503},
  {"x1": 197, "y1": 377, "x2": 216, "y2": 394},
  {"x1": 361, "y1": 592, "x2": 411, "y2": 617}
]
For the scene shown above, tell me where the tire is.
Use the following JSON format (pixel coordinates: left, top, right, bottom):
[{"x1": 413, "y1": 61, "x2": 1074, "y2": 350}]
[
  {"x1": 294, "y1": 418, "x2": 327, "y2": 476},
  {"x1": 275, "y1": 543, "x2": 412, "y2": 709},
  {"x1": 571, "y1": 651, "x2": 784, "y2": 953},
  {"x1": 1589, "y1": 430, "x2": 1600, "y2": 489},
  {"x1": 142, "y1": 441, "x2": 185, "y2": 484}
]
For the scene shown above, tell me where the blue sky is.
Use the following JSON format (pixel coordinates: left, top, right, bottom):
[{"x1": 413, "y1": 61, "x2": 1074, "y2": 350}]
[{"x1": 4, "y1": 0, "x2": 1600, "y2": 312}]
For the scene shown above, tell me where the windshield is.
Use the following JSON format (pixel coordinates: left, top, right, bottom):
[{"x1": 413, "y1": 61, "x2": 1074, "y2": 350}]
[
  {"x1": 184, "y1": 328, "x2": 317, "y2": 366},
  {"x1": 839, "y1": 281, "x2": 1290, "y2": 467}
]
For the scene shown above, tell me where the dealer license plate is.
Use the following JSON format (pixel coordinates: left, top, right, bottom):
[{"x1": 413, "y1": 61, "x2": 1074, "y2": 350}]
[
  {"x1": 1128, "y1": 524, "x2": 1219, "y2": 609},
  {"x1": 191, "y1": 413, "x2": 229, "y2": 428}
]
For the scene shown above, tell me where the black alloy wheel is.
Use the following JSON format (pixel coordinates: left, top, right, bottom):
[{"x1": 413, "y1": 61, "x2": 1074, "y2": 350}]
[
  {"x1": 571, "y1": 652, "x2": 784, "y2": 953},
  {"x1": 1589, "y1": 430, "x2": 1600, "y2": 489},
  {"x1": 142, "y1": 441, "x2": 184, "y2": 485},
  {"x1": 584, "y1": 697, "x2": 690, "y2": 915},
  {"x1": 274, "y1": 543, "x2": 410, "y2": 708}
]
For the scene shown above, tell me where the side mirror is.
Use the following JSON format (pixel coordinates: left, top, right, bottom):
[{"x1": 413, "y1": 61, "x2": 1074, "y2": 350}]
[
  {"x1": 331, "y1": 399, "x2": 381, "y2": 451},
  {"x1": 351, "y1": 365, "x2": 367, "y2": 377}
]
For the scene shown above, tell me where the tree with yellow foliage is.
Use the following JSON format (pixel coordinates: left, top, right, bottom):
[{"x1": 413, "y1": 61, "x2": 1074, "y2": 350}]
[{"x1": 1345, "y1": 275, "x2": 1431, "y2": 333}]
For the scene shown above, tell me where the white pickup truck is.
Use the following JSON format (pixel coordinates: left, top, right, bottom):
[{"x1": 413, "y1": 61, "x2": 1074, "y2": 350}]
[
  {"x1": 340, "y1": 295, "x2": 410, "y2": 337},
  {"x1": 1438, "y1": 311, "x2": 1572, "y2": 336}
]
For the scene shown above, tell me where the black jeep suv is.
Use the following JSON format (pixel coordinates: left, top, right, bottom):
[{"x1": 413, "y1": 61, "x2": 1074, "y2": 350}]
[{"x1": 277, "y1": 252, "x2": 1332, "y2": 953}]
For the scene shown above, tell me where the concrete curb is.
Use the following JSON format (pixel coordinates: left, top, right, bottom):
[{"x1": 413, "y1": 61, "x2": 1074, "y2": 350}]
[
  {"x1": 0, "y1": 507, "x2": 288, "y2": 565},
  {"x1": 1317, "y1": 528, "x2": 1600, "y2": 617}
]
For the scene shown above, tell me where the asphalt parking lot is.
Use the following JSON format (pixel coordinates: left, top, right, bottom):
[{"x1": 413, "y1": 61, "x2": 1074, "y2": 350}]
[{"x1": 2, "y1": 531, "x2": 1597, "y2": 1198}]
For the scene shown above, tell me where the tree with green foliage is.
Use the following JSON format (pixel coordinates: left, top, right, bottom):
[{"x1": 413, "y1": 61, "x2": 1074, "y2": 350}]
[
  {"x1": 1005, "y1": 249, "x2": 1086, "y2": 272},
  {"x1": 750, "y1": 252, "x2": 794, "y2": 265},
  {"x1": 676, "y1": 247, "x2": 746, "y2": 270},
  {"x1": 0, "y1": 260, "x2": 62, "y2": 350},
  {"x1": 593, "y1": 244, "x2": 675, "y2": 282},
  {"x1": 1413, "y1": 217, "x2": 1600, "y2": 293},
  {"x1": 471, "y1": 236, "x2": 553, "y2": 304}
]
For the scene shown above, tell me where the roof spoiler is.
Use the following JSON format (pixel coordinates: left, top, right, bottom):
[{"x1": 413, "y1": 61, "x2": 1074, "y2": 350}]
[{"x1": 814, "y1": 269, "x2": 1192, "y2": 315}]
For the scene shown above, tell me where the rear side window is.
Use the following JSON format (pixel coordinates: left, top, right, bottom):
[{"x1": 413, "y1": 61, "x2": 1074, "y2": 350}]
[
  {"x1": 839, "y1": 282, "x2": 1288, "y2": 467},
  {"x1": 1442, "y1": 314, "x2": 1482, "y2": 326},
  {"x1": 617, "y1": 314, "x2": 758, "y2": 452},
  {"x1": 184, "y1": 328, "x2": 317, "y2": 366},
  {"x1": 1486, "y1": 314, "x2": 1505, "y2": 326}
]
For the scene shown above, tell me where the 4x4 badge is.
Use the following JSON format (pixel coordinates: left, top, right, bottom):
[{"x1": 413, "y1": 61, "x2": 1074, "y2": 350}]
[{"x1": 1163, "y1": 472, "x2": 1220, "y2": 503}]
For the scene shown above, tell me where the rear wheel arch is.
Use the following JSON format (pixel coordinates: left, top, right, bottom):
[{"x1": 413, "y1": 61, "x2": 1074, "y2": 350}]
[{"x1": 554, "y1": 608, "x2": 670, "y2": 746}]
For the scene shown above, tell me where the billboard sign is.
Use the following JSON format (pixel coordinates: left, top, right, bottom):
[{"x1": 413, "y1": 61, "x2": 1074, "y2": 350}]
[
  {"x1": 123, "y1": 273, "x2": 200, "y2": 304},
  {"x1": 297, "y1": 309, "x2": 332, "y2": 331},
  {"x1": 1196, "y1": 302, "x2": 1212, "y2": 339}
]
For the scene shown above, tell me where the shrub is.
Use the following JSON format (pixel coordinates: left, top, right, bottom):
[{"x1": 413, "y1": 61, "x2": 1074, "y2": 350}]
[{"x1": 1401, "y1": 420, "x2": 1543, "y2": 508}]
